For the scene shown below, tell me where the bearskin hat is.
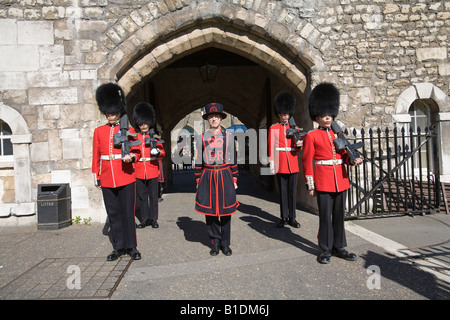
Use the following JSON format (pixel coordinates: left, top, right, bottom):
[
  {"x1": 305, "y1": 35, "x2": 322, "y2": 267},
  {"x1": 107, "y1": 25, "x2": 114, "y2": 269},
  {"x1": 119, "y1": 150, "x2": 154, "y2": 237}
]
[
  {"x1": 308, "y1": 82, "x2": 340, "y2": 121},
  {"x1": 274, "y1": 91, "x2": 296, "y2": 116},
  {"x1": 133, "y1": 102, "x2": 156, "y2": 130},
  {"x1": 95, "y1": 82, "x2": 127, "y2": 115}
]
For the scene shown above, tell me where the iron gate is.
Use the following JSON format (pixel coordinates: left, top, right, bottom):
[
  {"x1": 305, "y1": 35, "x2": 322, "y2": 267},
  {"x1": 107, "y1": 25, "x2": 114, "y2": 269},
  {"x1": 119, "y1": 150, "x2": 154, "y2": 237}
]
[{"x1": 344, "y1": 125, "x2": 441, "y2": 219}]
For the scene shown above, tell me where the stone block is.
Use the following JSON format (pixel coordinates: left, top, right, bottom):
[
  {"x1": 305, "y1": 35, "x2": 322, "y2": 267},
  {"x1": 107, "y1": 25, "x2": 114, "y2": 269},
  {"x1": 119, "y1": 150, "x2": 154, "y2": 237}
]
[
  {"x1": 17, "y1": 21, "x2": 54, "y2": 45},
  {"x1": 29, "y1": 87, "x2": 78, "y2": 105},
  {"x1": 416, "y1": 47, "x2": 447, "y2": 61},
  {"x1": 0, "y1": 19, "x2": 17, "y2": 44},
  {"x1": 0, "y1": 45, "x2": 39, "y2": 72},
  {"x1": 62, "y1": 138, "x2": 83, "y2": 160},
  {"x1": 30, "y1": 142, "x2": 50, "y2": 162},
  {"x1": 27, "y1": 71, "x2": 70, "y2": 88},
  {"x1": 59, "y1": 128, "x2": 80, "y2": 139},
  {"x1": 71, "y1": 186, "x2": 89, "y2": 209},
  {"x1": 355, "y1": 87, "x2": 375, "y2": 104},
  {"x1": 51, "y1": 170, "x2": 71, "y2": 184},
  {"x1": 47, "y1": 129, "x2": 62, "y2": 160},
  {"x1": 438, "y1": 62, "x2": 450, "y2": 76},
  {"x1": 0, "y1": 72, "x2": 27, "y2": 90},
  {"x1": 43, "y1": 105, "x2": 61, "y2": 120}
]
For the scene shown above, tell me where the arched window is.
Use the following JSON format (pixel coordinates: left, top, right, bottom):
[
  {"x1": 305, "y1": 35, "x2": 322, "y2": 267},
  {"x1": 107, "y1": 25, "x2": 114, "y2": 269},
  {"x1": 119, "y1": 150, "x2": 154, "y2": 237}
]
[
  {"x1": 0, "y1": 120, "x2": 13, "y2": 157},
  {"x1": 409, "y1": 100, "x2": 430, "y2": 132},
  {"x1": 408, "y1": 100, "x2": 433, "y2": 175}
]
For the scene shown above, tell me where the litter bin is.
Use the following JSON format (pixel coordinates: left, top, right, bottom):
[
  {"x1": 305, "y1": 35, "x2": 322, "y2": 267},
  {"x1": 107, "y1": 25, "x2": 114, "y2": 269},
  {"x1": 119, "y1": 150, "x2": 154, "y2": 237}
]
[{"x1": 37, "y1": 183, "x2": 72, "y2": 230}]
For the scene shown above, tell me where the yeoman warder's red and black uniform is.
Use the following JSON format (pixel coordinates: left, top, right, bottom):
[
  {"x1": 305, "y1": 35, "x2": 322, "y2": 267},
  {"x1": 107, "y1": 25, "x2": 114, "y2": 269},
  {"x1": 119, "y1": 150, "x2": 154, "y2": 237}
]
[{"x1": 194, "y1": 103, "x2": 239, "y2": 255}]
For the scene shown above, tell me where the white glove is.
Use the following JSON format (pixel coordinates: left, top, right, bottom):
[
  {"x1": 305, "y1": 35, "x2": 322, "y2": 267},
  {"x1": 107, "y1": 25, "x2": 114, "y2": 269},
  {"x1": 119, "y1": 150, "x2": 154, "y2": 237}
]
[{"x1": 151, "y1": 148, "x2": 160, "y2": 156}]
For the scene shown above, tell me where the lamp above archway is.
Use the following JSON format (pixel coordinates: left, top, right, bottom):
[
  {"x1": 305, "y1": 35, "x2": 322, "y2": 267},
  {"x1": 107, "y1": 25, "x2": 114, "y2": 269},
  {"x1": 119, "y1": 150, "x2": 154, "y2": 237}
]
[{"x1": 199, "y1": 63, "x2": 218, "y2": 83}]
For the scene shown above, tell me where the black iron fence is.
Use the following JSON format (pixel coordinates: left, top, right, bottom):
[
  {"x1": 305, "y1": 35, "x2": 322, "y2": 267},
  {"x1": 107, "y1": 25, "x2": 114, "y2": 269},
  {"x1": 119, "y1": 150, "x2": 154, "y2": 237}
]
[{"x1": 345, "y1": 125, "x2": 441, "y2": 219}]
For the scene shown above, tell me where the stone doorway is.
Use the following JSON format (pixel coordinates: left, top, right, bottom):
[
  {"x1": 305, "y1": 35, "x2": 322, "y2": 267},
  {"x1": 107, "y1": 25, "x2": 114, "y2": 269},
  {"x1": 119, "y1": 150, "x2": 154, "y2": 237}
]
[
  {"x1": 125, "y1": 46, "x2": 304, "y2": 187},
  {"x1": 99, "y1": 19, "x2": 320, "y2": 210}
]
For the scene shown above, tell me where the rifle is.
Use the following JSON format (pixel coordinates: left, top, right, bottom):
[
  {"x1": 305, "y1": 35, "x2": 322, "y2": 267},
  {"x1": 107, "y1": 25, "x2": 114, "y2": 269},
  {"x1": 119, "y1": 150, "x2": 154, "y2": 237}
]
[
  {"x1": 330, "y1": 121, "x2": 364, "y2": 164},
  {"x1": 113, "y1": 113, "x2": 140, "y2": 158},
  {"x1": 146, "y1": 127, "x2": 165, "y2": 149},
  {"x1": 286, "y1": 116, "x2": 306, "y2": 143}
]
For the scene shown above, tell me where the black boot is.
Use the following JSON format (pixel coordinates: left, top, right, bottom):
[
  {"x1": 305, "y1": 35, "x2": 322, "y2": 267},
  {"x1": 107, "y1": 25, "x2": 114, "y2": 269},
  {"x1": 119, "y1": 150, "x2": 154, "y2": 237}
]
[{"x1": 210, "y1": 243, "x2": 220, "y2": 256}]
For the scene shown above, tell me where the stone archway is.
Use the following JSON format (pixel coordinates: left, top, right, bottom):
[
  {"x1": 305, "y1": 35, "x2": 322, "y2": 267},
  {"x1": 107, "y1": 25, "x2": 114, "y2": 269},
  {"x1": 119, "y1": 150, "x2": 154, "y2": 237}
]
[
  {"x1": 94, "y1": 4, "x2": 326, "y2": 210},
  {"x1": 0, "y1": 102, "x2": 33, "y2": 219},
  {"x1": 94, "y1": 3, "x2": 328, "y2": 149},
  {"x1": 115, "y1": 24, "x2": 311, "y2": 96},
  {"x1": 95, "y1": 2, "x2": 328, "y2": 95}
]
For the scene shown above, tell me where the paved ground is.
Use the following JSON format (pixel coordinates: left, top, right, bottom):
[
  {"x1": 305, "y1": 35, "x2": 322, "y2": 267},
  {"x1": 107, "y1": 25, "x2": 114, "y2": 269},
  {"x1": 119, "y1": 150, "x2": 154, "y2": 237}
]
[{"x1": 0, "y1": 170, "x2": 449, "y2": 307}]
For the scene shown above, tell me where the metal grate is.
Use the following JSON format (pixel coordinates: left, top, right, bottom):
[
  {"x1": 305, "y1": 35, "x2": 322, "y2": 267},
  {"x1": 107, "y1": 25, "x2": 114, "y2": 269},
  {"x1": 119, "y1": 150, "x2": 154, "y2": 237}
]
[{"x1": 0, "y1": 256, "x2": 133, "y2": 300}]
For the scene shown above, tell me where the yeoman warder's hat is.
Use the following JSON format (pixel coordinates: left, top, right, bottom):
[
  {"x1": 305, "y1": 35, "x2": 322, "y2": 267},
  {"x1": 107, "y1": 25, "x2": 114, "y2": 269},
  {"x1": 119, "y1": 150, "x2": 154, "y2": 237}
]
[
  {"x1": 95, "y1": 82, "x2": 127, "y2": 115},
  {"x1": 202, "y1": 103, "x2": 227, "y2": 120},
  {"x1": 308, "y1": 82, "x2": 340, "y2": 121},
  {"x1": 274, "y1": 91, "x2": 296, "y2": 116},
  {"x1": 133, "y1": 102, "x2": 156, "y2": 130}
]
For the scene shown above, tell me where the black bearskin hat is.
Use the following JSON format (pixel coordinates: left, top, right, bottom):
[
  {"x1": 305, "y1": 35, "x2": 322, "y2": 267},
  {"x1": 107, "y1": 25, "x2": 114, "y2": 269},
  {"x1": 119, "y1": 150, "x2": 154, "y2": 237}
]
[
  {"x1": 274, "y1": 91, "x2": 296, "y2": 116},
  {"x1": 133, "y1": 102, "x2": 156, "y2": 130},
  {"x1": 308, "y1": 82, "x2": 340, "y2": 121},
  {"x1": 95, "y1": 82, "x2": 127, "y2": 115}
]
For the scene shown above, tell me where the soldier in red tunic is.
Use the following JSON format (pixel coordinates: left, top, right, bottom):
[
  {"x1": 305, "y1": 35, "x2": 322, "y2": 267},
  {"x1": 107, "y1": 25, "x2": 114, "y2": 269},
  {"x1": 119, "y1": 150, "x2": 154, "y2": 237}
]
[
  {"x1": 268, "y1": 92, "x2": 303, "y2": 228},
  {"x1": 132, "y1": 102, "x2": 165, "y2": 229},
  {"x1": 302, "y1": 83, "x2": 363, "y2": 264},
  {"x1": 194, "y1": 103, "x2": 239, "y2": 256},
  {"x1": 92, "y1": 83, "x2": 141, "y2": 261}
]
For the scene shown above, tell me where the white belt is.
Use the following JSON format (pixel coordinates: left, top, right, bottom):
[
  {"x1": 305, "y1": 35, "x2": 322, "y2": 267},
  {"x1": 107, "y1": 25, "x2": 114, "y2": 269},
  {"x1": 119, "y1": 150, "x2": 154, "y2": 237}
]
[
  {"x1": 101, "y1": 154, "x2": 122, "y2": 160},
  {"x1": 139, "y1": 157, "x2": 156, "y2": 162},
  {"x1": 275, "y1": 147, "x2": 295, "y2": 151},
  {"x1": 316, "y1": 159, "x2": 343, "y2": 165}
]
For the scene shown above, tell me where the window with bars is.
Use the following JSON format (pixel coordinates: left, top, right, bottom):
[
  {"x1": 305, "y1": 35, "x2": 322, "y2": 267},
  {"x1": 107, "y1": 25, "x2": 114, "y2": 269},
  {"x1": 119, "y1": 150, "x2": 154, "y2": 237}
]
[
  {"x1": 409, "y1": 100, "x2": 430, "y2": 131},
  {"x1": 408, "y1": 100, "x2": 433, "y2": 174},
  {"x1": 0, "y1": 120, "x2": 13, "y2": 156}
]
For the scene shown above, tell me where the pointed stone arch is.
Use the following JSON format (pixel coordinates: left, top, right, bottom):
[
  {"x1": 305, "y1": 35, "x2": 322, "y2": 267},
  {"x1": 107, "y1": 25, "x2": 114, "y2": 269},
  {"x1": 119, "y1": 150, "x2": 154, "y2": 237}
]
[
  {"x1": 95, "y1": 3, "x2": 327, "y2": 94},
  {"x1": 115, "y1": 24, "x2": 314, "y2": 96}
]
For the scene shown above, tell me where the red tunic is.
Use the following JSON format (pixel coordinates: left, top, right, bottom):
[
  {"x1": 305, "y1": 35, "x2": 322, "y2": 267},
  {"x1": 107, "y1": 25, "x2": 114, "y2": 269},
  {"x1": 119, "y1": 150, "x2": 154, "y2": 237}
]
[
  {"x1": 302, "y1": 127, "x2": 351, "y2": 193},
  {"x1": 92, "y1": 123, "x2": 139, "y2": 188},
  {"x1": 134, "y1": 132, "x2": 165, "y2": 180},
  {"x1": 268, "y1": 123, "x2": 301, "y2": 174}
]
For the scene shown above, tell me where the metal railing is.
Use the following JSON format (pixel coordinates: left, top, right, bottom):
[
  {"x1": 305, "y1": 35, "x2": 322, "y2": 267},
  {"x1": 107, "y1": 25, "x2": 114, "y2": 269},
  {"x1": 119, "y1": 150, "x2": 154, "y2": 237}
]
[{"x1": 345, "y1": 125, "x2": 441, "y2": 219}]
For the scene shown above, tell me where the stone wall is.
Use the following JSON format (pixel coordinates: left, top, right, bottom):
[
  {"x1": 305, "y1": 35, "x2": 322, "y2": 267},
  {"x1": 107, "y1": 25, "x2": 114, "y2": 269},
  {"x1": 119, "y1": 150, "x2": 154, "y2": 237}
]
[{"x1": 0, "y1": 0, "x2": 448, "y2": 224}]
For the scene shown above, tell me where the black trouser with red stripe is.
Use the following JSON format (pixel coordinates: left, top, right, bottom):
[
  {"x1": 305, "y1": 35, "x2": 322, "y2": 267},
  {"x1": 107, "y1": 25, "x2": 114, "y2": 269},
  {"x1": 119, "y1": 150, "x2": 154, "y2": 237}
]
[
  {"x1": 316, "y1": 190, "x2": 347, "y2": 252},
  {"x1": 205, "y1": 215, "x2": 231, "y2": 247},
  {"x1": 102, "y1": 182, "x2": 137, "y2": 251}
]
